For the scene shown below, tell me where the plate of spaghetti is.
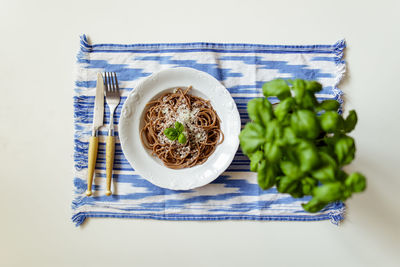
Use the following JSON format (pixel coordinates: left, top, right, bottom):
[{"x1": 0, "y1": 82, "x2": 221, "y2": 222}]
[{"x1": 119, "y1": 67, "x2": 241, "y2": 190}]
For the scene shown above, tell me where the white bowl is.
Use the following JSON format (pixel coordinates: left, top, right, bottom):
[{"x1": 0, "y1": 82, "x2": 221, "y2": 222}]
[{"x1": 118, "y1": 67, "x2": 241, "y2": 190}]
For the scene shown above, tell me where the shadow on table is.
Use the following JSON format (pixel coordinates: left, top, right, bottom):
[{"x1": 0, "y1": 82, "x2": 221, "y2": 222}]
[{"x1": 343, "y1": 153, "x2": 400, "y2": 251}]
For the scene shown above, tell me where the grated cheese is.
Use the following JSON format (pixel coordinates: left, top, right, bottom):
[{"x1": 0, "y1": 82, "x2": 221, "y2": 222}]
[{"x1": 158, "y1": 97, "x2": 207, "y2": 148}]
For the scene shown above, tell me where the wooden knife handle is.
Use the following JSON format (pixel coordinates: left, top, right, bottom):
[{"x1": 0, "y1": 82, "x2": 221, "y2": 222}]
[
  {"x1": 85, "y1": 136, "x2": 99, "y2": 196},
  {"x1": 105, "y1": 135, "x2": 115, "y2": 196}
]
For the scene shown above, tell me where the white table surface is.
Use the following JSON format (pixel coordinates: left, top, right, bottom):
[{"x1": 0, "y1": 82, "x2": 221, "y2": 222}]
[{"x1": 1, "y1": 0, "x2": 400, "y2": 266}]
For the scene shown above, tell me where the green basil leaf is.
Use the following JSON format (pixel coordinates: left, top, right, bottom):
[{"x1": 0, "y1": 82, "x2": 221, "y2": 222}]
[
  {"x1": 311, "y1": 165, "x2": 336, "y2": 183},
  {"x1": 259, "y1": 99, "x2": 274, "y2": 126},
  {"x1": 305, "y1": 81, "x2": 323, "y2": 93},
  {"x1": 264, "y1": 164, "x2": 278, "y2": 189},
  {"x1": 262, "y1": 79, "x2": 291, "y2": 100},
  {"x1": 292, "y1": 79, "x2": 306, "y2": 105},
  {"x1": 342, "y1": 188, "x2": 353, "y2": 201},
  {"x1": 265, "y1": 119, "x2": 282, "y2": 142},
  {"x1": 164, "y1": 128, "x2": 179, "y2": 141},
  {"x1": 323, "y1": 135, "x2": 337, "y2": 148},
  {"x1": 280, "y1": 127, "x2": 298, "y2": 145},
  {"x1": 250, "y1": 150, "x2": 264, "y2": 172},
  {"x1": 336, "y1": 169, "x2": 348, "y2": 182},
  {"x1": 239, "y1": 122, "x2": 266, "y2": 155},
  {"x1": 247, "y1": 98, "x2": 273, "y2": 126},
  {"x1": 280, "y1": 114, "x2": 291, "y2": 127},
  {"x1": 264, "y1": 142, "x2": 282, "y2": 163},
  {"x1": 277, "y1": 176, "x2": 300, "y2": 194},
  {"x1": 301, "y1": 177, "x2": 318, "y2": 195},
  {"x1": 344, "y1": 110, "x2": 358, "y2": 133},
  {"x1": 296, "y1": 140, "x2": 319, "y2": 172},
  {"x1": 345, "y1": 172, "x2": 367, "y2": 193},
  {"x1": 280, "y1": 161, "x2": 302, "y2": 179},
  {"x1": 247, "y1": 98, "x2": 264, "y2": 124},
  {"x1": 257, "y1": 160, "x2": 276, "y2": 190},
  {"x1": 319, "y1": 111, "x2": 344, "y2": 133},
  {"x1": 302, "y1": 198, "x2": 326, "y2": 213},
  {"x1": 290, "y1": 110, "x2": 320, "y2": 139},
  {"x1": 318, "y1": 150, "x2": 338, "y2": 169},
  {"x1": 284, "y1": 146, "x2": 298, "y2": 163},
  {"x1": 313, "y1": 182, "x2": 343, "y2": 202},
  {"x1": 291, "y1": 190, "x2": 304, "y2": 199},
  {"x1": 274, "y1": 97, "x2": 295, "y2": 121},
  {"x1": 300, "y1": 91, "x2": 318, "y2": 110},
  {"x1": 178, "y1": 133, "x2": 186, "y2": 144},
  {"x1": 317, "y1": 100, "x2": 340, "y2": 112},
  {"x1": 175, "y1": 121, "x2": 184, "y2": 133},
  {"x1": 334, "y1": 136, "x2": 356, "y2": 166},
  {"x1": 293, "y1": 79, "x2": 306, "y2": 90}
]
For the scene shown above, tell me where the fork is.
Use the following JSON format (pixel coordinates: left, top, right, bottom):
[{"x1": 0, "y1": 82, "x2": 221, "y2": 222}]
[{"x1": 104, "y1": 72, "x2": 121, "y2": 196}]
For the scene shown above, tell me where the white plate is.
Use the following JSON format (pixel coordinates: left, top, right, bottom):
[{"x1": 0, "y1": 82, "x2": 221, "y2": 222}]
[{"x1": 118, "y1": 67, "x2": 241, "y2": 190}]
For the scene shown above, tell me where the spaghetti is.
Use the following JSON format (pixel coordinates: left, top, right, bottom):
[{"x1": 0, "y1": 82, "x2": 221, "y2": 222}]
[{"x1": 140, "y1": 86, "x2": 224, "y2": 169}]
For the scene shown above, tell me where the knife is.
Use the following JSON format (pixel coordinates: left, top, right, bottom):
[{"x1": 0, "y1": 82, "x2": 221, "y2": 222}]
[{"x1": 85, "y1": 73, "x2": 104, "y2": 196}]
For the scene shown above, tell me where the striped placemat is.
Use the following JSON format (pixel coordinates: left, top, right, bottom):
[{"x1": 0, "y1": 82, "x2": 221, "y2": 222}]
[{"x1": 72, "y1": 34, "x2": 346, "y2": 226}]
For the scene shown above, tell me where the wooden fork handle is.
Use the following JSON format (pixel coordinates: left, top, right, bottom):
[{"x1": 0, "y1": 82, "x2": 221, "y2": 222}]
[
  {"x1": 85, "y1": 136, "x2": 99, "y2": 196},
  {"x1": 105, "y1": 135, "x2": 115, "y2": 196}
]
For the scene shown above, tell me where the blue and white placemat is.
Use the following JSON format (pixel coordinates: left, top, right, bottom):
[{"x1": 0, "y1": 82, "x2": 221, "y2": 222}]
[{"x1": 72, "y1": 34, "x2": 346, "y2": 226}]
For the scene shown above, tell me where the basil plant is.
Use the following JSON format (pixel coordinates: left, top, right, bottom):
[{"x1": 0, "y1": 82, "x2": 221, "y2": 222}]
[{"x1": 239, "y1": 79, "x2": 366, "y2": 212}]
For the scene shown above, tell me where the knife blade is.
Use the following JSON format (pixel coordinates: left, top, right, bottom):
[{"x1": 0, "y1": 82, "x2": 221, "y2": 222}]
[
  {"x1": 86, "y1": 73, "x2": 104, "y2": 196},
  {"x1": 92, "y1": 73, "x2": 104, "y2": 133}
]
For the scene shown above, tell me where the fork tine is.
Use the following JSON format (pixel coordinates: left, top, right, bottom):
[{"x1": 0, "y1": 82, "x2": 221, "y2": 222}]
[
  {"x1": 111, "y1": 72, "x2": 115, "y2": 92},
  {"x1": 113, "y1": 73, "x2": 119, "y2": 91},
  {"x1": 108, "y1": 72, "x2": 112, "y2": 91},
  {"x1": 110, "y1": 72, "x2": 117, "y2": 93},
  {"x1": 108, "y1": 73, "x2": 112, "y2": 92},
  {"x1": 104, "y1": 72, "x2": 108, "y2": 92},
  {"x1": 106, "y1": 72, "x2": 109, "y2": 92}
]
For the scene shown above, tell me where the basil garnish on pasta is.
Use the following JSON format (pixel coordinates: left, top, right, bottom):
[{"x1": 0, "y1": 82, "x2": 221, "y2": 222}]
[{"x1": 164, "y1": 122, "x2": 186, "y2": 144}]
